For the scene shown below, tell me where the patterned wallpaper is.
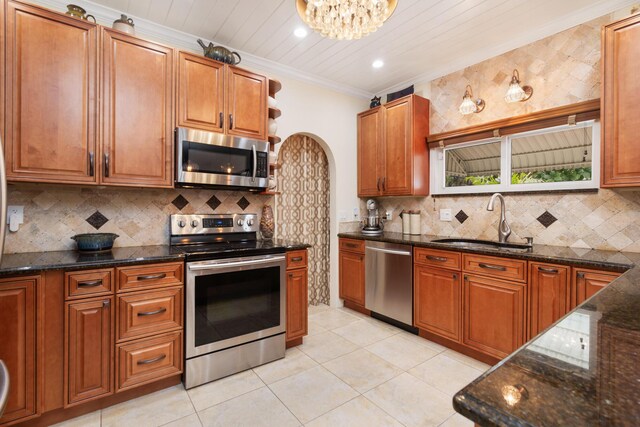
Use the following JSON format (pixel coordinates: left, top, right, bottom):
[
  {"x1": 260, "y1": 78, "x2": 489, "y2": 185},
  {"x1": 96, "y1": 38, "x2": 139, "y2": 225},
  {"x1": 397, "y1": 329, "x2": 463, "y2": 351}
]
[
  {"x1": 356, "y1": 10, "x2": 640, "y2": 253},
  {"x1": 5, "y1": 183, "x2": 272, "y2": 253},
  {"x1": 276, "y1": 135, "x2": 330, "y2": 305}
]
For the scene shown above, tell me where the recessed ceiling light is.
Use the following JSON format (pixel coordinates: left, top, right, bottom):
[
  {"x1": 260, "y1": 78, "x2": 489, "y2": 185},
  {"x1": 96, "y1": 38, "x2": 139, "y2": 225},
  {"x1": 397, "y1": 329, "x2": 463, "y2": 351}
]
[
  {"x1": 372, "y1": 59, "x2": 384, "y2": 69},
  {"x1": 294, "y1": 27, "x2": 308, "y2": 38}
]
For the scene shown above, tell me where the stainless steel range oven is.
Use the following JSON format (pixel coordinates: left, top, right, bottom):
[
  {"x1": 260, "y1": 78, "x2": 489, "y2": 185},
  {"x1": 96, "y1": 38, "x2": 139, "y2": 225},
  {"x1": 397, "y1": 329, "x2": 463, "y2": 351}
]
[{"x1": 171, "y1": 214, "x2": 286, "y2": 389}]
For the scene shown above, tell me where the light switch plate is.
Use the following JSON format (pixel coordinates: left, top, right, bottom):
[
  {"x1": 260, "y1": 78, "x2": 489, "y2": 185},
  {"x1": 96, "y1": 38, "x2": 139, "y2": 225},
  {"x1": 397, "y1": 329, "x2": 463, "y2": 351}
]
[
  {"x1": 440, "y1": 208, "x2": 452, "y2": 221},
  {"x1": 353, "y1": 207, "x2": 360, "y2": 221}
]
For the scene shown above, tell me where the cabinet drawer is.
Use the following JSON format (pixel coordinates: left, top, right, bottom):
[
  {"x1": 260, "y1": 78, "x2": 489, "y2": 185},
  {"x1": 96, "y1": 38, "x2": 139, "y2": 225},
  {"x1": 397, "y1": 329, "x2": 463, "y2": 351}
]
[
  {"x1": 116, "y1": 331, "x2": 182, "y2": 391},
  {"x1": 117, "y1": 287, "x2": 183, "y2": 342},
  {"x1": 117, "y1": 262, "x2": 183, "y2": 292},
  {"x1": 339, "y1": 238, "x2": 365, "y2": 253},
  {"x1": 463, "y1": 254, "x2": 526, "y2": 283},
  {"x1": 286, "y1": 250, "x2": 307, "y2": 270},
  {"x1": 66, "y1": 269, "x2": 114, "y2": 300},
  {"x1": 414, "y1": 247, "x2": 461, "y2": 270}
]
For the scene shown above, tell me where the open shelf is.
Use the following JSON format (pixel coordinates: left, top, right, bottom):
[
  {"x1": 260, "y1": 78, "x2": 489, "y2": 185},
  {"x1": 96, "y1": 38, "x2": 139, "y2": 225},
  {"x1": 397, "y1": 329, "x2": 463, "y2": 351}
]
[
  {"x1": 268, "y1": 135, "x2": 281, "y2": 145},
  {"x1": 269, "y1": 107, "x2": 281, "y2": 119},
  {"x1": 268, "y1": 79, "x2": 282, "y2": 97},
  {"x1": 259, "y1": 190, "x2": 280, "y2": 196}
]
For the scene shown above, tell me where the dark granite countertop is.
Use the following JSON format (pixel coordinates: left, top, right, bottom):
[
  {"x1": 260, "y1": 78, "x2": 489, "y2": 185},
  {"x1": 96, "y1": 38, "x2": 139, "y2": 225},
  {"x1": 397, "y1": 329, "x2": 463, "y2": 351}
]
[
  {"x1": 338, "y1": 231, "x2": 636, "y2": 272},
  {"x1": 339, "y1": 231, "x2": 640, "y2": 426},
  {"x1": 0, "y1": 239, "x2": 310, "y2": 277}
]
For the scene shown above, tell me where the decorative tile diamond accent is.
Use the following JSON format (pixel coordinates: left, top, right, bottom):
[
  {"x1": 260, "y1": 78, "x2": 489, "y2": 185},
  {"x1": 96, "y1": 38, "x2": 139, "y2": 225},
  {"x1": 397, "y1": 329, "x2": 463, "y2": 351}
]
[
  {"x1": 537, "y1": 211, "x2": 557, "y2": 228},
  {"x1": 237, "y1": 196, "x2": 250, "y2": 211},
  {"x1": 86, "y1": 211, "x2": 109, "y2": 230},
  {"x1": 171, "y1": 195, "x2": 189, "y2": 210},
  {"x1": 206, "y1": 195, "x2": 221, "y2": 211},
  {"x1": 455, "y1": 210, "x2": 469, "y2": 224}
]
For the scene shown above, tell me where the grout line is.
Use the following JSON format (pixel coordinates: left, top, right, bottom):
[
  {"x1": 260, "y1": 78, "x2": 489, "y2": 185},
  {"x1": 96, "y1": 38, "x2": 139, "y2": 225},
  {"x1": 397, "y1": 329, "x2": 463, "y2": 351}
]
[
  {"x1": 187, "y1": 372, "x2": 266, "y2": 413},
  {"x1": 264, "y1": 383, "x2": 306, "y2": 426}
]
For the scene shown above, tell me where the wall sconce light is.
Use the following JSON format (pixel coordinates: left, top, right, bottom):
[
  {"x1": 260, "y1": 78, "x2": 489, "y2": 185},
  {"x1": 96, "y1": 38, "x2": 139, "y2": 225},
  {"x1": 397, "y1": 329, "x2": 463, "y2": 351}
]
[
  {"x1": 501, "y1": 384, "x2": 529, "y2": 407},
  {"x1": 459, "y1": 85, "x2": 485, "y2": 115},
  {"x1": 504, "y1": 69, "x2": 533, "y2": 103}
]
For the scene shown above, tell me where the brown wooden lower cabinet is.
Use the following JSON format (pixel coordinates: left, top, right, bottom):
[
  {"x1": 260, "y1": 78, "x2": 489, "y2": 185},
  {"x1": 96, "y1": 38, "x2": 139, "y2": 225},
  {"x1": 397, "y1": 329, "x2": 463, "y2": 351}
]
[
  {"x1": 572, "y1": 268, "x2": 621, "y2": 308},
  {"x1": 65, "y1": 296, "x2": 114, "y2": 406},
  {"x1": 339, "y1": 240, "x2": 365, "y2": 306},
  {"x1": 286, "y1": 249, "x2": 308, "y2": 346},
  {"x1": 462, "y1": 274, "x2": 526, "y2": 359},
  {"x1": 529, "y1": 262, "x2": 570, "y2": 338},
  {"x1": 414, "y1": 265, "x2": 461, "y2": 342},
  {"x1": 0, "y1": 276, "x2": 39, "y2": 425}
]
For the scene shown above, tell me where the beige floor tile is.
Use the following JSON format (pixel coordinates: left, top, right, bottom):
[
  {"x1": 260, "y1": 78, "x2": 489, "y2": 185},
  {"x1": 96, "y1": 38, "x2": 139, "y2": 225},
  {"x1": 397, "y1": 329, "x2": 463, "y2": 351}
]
[
  {"x1": 298, "y1": 331, "x2": 360, "y2": 363},
  {"x1": 306, "y1": 396, "x2": 403, "y2": 427},
  {"x1": 198, "y1": 387, "x2": 300, "y2": 427},
  {"x1": 397, "y1": 330, "x2": 448, "y2": 353},
  {"x1": 442, "y1": 349, "x2": 492, "y2": 372},
  {"x1": 365, "y1": 373, "x2": 454, "y2": 427},
  {"x1": 101, "y1": 385, "x2": 195, "y2": 427},
  {"x1": 269, "y1": 366, "x2": 358, "y2": 424},
  {"x1": 439, "y1": 413, "x2": 474, "y2": 427},
  {"x1": 408, "y1": 354, "x2": 483, "y2": 397},
  {"x1": 307, "y1": 319, "x2": 328, "y2": 336},
  {"x1": 366, "y1": 333, "x2": 440, "y2": 370},
  {"x1": 308, "y1": 303, "x2": 331, "y2": 316},
  {"x1": 51, "y1": 410, "x2": 101, "y2": 427},
  {"x1": 253, "y1": 347, "x2": 318, "y2": 384},
  {"x1": 308, "y1": 309, "x2": 360, "y2": 330},
  {"x1": 187, "y1": 369, "x2": 264, "y2": 412},
  {"x1": 323, "y1": 348, "x2": 403, "y2": 393},
  {"x1": 332, "y1": 319, "x2": 398, "y2": 347},
  {"x1": 336, "y1": 306, "x2": 370, "y2": 320},
  {"x1": 161, "y1": 413, "x2": 203, "y2": 427}
]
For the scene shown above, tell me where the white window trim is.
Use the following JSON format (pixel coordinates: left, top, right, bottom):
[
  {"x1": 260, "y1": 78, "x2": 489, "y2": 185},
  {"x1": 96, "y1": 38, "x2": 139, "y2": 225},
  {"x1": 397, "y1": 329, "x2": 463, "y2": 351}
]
[{"x1": 430, "y1": 120, "x2": 600, "y2": 195}]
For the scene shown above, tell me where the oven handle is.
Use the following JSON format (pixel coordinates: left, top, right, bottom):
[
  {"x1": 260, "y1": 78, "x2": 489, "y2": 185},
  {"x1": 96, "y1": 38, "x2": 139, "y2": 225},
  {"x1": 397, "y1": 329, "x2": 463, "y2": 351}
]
[
  {"x1": 251, "y1": 145, "x2": 257, "y2": 183},
  {"x1": 188, "y1": 256, "x2": 285, "y2": 271}
]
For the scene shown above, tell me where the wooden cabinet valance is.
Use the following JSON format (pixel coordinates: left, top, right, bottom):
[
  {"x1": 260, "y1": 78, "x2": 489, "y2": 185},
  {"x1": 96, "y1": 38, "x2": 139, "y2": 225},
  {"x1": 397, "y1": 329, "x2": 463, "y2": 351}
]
[{"x1": 427, "y1": 99, "x2": 600, "y2": 148}]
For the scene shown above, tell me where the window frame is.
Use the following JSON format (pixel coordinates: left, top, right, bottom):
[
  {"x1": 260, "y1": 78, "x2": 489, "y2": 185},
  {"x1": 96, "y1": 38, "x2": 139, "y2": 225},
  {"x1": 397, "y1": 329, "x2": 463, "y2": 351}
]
[{"x1": 430, "y1": 120, "x2": 600, "y2": 195}]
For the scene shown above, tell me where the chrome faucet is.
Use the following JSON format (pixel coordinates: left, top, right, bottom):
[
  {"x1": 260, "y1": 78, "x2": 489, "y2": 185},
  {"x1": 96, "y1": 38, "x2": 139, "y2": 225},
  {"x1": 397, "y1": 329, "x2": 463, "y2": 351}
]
[{"x1": 487, "y1": 193, "x2": 511, "y2": 243}]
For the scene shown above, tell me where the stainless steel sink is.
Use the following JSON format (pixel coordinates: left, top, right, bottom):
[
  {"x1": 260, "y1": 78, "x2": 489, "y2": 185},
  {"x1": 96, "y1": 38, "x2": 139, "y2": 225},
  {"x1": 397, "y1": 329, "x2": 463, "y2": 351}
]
[{"x1": 431, "y1": 238, "x2": 532, "y2": 252}]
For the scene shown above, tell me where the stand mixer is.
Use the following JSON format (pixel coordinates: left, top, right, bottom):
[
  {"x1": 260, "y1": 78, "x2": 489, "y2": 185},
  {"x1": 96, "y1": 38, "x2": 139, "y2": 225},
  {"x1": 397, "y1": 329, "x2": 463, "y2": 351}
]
[{"x1": 361, "y1": 199, "x2": 385, "y2": 236}]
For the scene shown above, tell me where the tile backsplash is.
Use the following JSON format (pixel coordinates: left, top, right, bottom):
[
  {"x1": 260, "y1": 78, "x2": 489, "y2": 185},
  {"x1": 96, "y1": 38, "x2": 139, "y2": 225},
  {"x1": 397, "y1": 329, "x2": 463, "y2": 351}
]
[{"x1": 5, "y1": 183, "x2": 272, "y2": 253}]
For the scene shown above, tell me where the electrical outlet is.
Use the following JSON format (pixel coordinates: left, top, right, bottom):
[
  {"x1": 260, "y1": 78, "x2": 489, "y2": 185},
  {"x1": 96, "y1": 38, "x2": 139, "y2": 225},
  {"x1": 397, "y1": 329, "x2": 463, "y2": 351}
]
[
  {"x1": 353, "y1": 207, "x2": 360, "y2": 221},
  {"x1": 385, "y1": 210, "x2": 393, "y2": 220},
  {"x1": 338, "y1": 210, "x2": 348, "y2": 222},
  {"x1": 440, "y1": 208, "x2": 452, "y2": 221},
  {"x1": 7, "y1": 206, "x2": 24, "y2": 224}
]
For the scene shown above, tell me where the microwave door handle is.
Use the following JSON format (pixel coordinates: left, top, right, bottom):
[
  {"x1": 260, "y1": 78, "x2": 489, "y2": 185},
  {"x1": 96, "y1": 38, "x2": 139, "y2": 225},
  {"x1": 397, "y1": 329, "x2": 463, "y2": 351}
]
[{"x1": 252, "y1": 145, "x2": 257, "y2": 182}]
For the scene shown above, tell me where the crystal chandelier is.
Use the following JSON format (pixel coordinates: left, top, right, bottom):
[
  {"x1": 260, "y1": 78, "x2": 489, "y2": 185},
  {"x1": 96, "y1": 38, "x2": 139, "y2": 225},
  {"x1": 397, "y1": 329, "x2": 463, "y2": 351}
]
[{"x1": 296, "y1": 0, "x2": 398, "y2": 40}]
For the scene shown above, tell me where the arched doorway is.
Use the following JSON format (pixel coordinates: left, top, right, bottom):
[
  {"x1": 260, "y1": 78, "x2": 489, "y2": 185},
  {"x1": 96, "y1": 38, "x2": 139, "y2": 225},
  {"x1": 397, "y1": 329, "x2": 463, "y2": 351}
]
[{"x1": 276, "y1": 134, "x2": 330, "y2": 306}]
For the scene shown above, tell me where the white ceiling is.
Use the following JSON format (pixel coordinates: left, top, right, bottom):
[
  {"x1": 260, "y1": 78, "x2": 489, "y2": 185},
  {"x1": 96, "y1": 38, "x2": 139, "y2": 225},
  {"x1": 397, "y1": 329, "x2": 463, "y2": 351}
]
[{"x1": 56, "y1": 0, "x2": 637, "y2": 97}]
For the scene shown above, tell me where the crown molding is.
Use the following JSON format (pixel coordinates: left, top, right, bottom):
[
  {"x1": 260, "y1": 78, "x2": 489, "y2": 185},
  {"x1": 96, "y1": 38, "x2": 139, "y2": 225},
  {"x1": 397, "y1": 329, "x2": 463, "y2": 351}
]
[
  {"x1": 374, "y1": 0, "x2": 638, "y2": 96},
  {"x1": 28, "y1": 0, "x2": 374, "y2": 100}
]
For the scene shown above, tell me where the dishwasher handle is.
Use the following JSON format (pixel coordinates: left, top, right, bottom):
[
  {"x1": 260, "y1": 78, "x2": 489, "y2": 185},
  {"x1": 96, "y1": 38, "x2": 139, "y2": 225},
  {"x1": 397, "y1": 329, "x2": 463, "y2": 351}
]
[{"x1": 366, "y1": 246, "x2": 412, "y2": 256}]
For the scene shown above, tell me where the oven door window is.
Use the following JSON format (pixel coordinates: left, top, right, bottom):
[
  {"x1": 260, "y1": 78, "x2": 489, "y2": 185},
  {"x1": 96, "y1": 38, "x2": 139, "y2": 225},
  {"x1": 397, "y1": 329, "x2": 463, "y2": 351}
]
[
  {"x1": 194, "y1": 266, "x2": 280, "y2": 347},
  {"x1": 183, "y1": 141, "x2": 252, "y2": 177}
]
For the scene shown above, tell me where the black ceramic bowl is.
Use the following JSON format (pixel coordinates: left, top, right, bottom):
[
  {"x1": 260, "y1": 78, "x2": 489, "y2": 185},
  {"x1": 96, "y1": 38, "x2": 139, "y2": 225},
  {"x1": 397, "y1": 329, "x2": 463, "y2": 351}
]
[{"x1": 71, "y1": 233, "x2": 119, "y2": 252}]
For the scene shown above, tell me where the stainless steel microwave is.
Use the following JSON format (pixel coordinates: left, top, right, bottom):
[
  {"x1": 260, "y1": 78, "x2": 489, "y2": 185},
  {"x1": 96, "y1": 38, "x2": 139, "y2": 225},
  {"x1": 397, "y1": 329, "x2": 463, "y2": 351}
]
[{"x1": 175, "y1": 128, "x2": 269, "y2": 190}]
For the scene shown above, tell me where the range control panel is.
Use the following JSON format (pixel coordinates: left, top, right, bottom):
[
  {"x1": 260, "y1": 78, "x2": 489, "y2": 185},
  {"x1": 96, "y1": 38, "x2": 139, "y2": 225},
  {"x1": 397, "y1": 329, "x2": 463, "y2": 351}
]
[{"x1": 170, "y1": 213, "x2": 259, "y2": 235}]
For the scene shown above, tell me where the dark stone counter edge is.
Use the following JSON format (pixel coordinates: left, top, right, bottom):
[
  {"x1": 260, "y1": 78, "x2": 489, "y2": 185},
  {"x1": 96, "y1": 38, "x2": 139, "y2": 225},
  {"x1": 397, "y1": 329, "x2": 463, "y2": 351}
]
[{"x1": 337, "y1": 233, "x2": 633, "y2": 272}]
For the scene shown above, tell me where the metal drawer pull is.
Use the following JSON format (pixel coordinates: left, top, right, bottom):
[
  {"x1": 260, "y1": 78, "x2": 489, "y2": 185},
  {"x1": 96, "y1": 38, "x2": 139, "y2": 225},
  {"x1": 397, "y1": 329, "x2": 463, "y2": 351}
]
[
  {"x1": 290, "y1": 256, "x2": 303, "y2": 262},
  {"x1": 137, "y1": 273, "x2": 167, "y2": 281},
  {"x1": 479, "y1": 263, "x2": 507, "y2": 271},
  {"x1": 137, "y1": 354, "x2": 166, "y2": 365},
  {"x1": 576, "y1": 272, "x2": 585, "y2": 279},
  {"x1": 452, "y1": 274, "x2": 458, "y2": 280},
  {"x1": 78, "y1": 279, "x2": 102, "y2": 288},
  {"x1": 538, "y1": 267, "x2": 558, "y2": 274},
  {"x1": 137, "y1": 307, "x2": 167, "y2": 317},
  {"x1": 426, "y1": 255, "x2": 448, "y2": 262}
]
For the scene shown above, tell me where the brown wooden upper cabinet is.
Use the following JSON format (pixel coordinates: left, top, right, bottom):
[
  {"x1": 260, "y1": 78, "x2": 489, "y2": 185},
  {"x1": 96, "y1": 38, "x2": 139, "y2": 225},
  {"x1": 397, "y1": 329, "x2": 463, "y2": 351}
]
[
  {"x1": 601, "y1": 13, "x2": 640, "y2": 187},
  {"x1": 101, "y1": 29, "x2": 174, "y2": 188},
  {"x1": 4, "y1": 1, "x2": 98, "y2": 184},
  {"x1": 177, "y1": 52, "x2": 267, "y2": 140},
  {"x1": 357, "y1": 94, "x2": 430, "y2": 197}
]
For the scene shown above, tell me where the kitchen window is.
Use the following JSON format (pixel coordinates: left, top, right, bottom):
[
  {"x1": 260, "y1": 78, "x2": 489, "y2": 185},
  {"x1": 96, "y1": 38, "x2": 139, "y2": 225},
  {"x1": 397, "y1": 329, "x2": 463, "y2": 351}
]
[{"x1": 430, "y1": 120, "x2": 600, "y2": 195}]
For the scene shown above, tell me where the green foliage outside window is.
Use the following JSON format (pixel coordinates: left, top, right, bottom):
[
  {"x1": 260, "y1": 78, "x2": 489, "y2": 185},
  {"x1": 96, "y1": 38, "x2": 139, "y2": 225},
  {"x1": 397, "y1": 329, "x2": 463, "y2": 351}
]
[{"x1": 446, "y1": 167, "x2": 592, "y2": 187}]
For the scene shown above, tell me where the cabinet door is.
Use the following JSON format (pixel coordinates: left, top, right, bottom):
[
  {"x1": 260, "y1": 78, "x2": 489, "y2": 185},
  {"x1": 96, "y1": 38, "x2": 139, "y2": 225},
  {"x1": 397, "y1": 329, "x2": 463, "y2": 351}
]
[
  {"x1": 339, "y1": 250, "x2": 365, "y2": 306},
  {"x1": 286, "y1": 268, "x2": 308, "y2": 341},
  {"x1": 602, "y1": 15, "x2": 640, "y2": 187},
  {"x1": 529, "y1": 263, "x2": 569, "y2": 338},
  {"x1": 101, "y1": 29, "x2": 174, "y2": 187},
  {"x1": 5, "y1": 2, "x2": 97, "y2": 184},
  {"x1": 414, "y1": 265, "x2": 461, "y2": 342},
  {"x1": 226, "y1": 66, "x2": 267, "y2": 140},
  {"x1": 177, "y1": 52, "x2": 225, "y2": 133},
  {"x1": 573, "y1": 268, "x2": 620, "y2": 307},
  {"x1": 66, "y1": 297, "x2": 113, "y2": 406},
  {"x1": 382, "y1": 97, "x2": 412, "y2": 195},
  {"x1": 357, "y1": 108, "x2": 383, "y2": 197},
  {"x1": 463, "y1": 274, "x2": 525, "y2": 359},
  {"x1": 0, "y1": 277, "x2": 38, "y2": 425}
]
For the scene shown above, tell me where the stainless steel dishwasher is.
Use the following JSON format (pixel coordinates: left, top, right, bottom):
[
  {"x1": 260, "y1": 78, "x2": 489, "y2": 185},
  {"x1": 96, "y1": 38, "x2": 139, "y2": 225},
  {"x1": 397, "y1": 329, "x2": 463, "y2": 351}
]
[{"x1": 365, "y1": 240, "x2": 413, "y2": 326}]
